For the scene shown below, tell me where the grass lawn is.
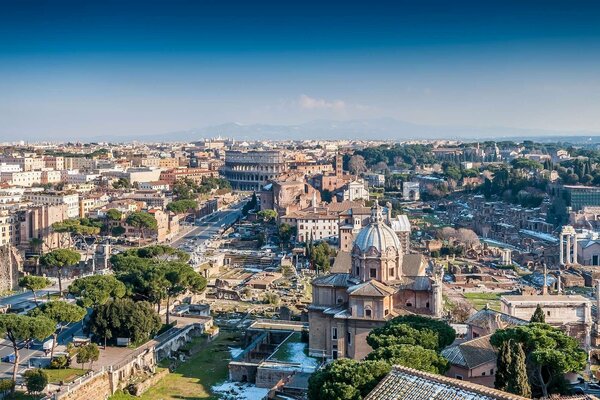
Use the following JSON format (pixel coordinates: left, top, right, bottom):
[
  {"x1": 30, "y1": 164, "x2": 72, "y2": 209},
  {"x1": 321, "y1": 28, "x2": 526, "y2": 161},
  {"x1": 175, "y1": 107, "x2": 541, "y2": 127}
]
[
  {"x1": 109, "y1": 331, "x2": 242, "y2": 400},
  {"x1": 44, "y1": 368, "x2": 88, "y2": 384},
  {"x1": 463, "y1": 292, "x2": 503, "y2": 311}
]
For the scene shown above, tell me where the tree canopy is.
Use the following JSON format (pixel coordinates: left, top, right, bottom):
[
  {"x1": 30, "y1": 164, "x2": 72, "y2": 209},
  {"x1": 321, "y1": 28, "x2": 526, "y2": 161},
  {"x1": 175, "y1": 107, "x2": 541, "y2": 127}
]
[
  {"x1": 18, "y1": 276, "x2": 51, "y2": 305},
  {"x1": 491, "y1": 323, "x2": 587, "y2": 397},
  {"x1": 367, "y1": 315, "x2": 456, "y2": 352},
  {"x1": 39, "y1": 248, "x2": 81, "y2": 295},
  {"x1": 89, "y1": 298, "x2": 161, "y2": 347},
  {"x1": 365, "y1": 344, "x2": 448, "y2": 374},
  {"x1": 166, "y1": 199, "x2": 198, "y2": 214},
  {"x1": 105, "y1": 208, "x2": 123, "y2": 221},
  {"x1": 308, "y1": 359, "x2": 391, "y2": 400},
  {"x1": 0, "y1": 314, "x2": 55, "y2": 383},
  {"x1": 68, "y1": 275, "x2": 127, "y2": 307}
]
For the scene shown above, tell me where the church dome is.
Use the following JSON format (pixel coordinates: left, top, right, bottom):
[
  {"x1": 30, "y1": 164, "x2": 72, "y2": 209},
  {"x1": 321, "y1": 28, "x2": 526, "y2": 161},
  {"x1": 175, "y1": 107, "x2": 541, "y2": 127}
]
[{"x1": 354, "y1": 204, "x2": 401, "y2": 253}]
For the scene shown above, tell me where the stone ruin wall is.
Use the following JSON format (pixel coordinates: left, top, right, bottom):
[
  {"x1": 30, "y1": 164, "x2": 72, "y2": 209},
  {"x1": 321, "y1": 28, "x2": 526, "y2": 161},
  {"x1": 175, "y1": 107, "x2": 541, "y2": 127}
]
[{"x1": 0, "y1": 245, "x2": 22, "y2": 292}]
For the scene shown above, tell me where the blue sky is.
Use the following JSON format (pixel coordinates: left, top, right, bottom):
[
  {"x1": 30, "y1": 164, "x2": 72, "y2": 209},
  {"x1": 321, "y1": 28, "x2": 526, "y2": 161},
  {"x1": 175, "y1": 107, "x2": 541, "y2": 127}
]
[{"x1": 1, "y1": 0, "x2": 600, "y2": 140}]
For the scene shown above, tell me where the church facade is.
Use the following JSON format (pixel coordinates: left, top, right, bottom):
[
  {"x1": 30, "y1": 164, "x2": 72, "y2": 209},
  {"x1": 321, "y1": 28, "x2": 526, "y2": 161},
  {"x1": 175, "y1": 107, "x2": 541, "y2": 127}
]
[{"x1": 308, "y1": 204, "x2": 444, "y2": 360}]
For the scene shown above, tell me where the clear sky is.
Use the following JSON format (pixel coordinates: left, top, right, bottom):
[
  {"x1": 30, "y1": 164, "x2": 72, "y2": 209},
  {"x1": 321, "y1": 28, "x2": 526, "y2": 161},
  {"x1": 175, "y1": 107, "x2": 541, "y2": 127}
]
[{"x1": 2, "y1": 0, "x2": 600, "y2": 140}]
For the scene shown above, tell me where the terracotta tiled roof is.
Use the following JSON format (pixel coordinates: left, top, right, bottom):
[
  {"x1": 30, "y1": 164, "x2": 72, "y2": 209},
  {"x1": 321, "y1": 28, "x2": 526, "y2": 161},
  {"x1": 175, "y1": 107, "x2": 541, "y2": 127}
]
[
  {"x1": 441, "y1": 335, "x2": 496, "y2": 369},
  {"x1": 365, "y1": 365, "x2": 528, "y2": 400},
  {"x1": 311, "y1": 273, "x2": 357, "y2": 288},
  {"x1": 465, "y1": 308, "x2": 527, "y2": 330},
  {"x1": 347, "y1": 279, "x2": 396, "y2": 297}
]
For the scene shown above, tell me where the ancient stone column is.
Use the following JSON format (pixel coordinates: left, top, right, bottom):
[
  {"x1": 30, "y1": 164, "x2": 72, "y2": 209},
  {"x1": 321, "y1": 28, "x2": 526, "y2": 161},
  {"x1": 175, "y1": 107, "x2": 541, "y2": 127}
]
[{"x1": 559, "y1": 234, "x2": 564, "y2": 266}]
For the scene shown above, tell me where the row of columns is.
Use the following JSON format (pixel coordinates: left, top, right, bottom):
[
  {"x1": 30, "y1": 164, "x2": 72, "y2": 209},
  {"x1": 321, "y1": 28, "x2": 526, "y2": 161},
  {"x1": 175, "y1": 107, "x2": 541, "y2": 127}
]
[{"x1": 559, "y1": 226, "x2": 578, "y2": 266}]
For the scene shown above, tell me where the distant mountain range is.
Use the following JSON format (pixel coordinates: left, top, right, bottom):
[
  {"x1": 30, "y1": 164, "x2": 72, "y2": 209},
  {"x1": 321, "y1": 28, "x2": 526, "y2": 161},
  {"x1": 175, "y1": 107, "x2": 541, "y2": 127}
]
[{"x1": 90, "y1": 118, "x2": 600, "y2": 143}]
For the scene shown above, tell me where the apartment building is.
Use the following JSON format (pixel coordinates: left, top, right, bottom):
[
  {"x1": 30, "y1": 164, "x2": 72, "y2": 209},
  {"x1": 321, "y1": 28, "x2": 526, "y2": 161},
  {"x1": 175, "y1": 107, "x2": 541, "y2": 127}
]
[
  {"x1": 41, "y1": 170, "x2": 63, "y2": 185},
  {"x1": 0, "y1": 210, "x2": 17, "y2": 246},
  {"x1": 23, "y1": 192, "x2": 80, "y2": 219},
  {"x1": 159, "y1": 168, "x2": 218, "y2": 185},
  {"x1": 1, "y1": 171, "x2": 43, "y2": 187}
]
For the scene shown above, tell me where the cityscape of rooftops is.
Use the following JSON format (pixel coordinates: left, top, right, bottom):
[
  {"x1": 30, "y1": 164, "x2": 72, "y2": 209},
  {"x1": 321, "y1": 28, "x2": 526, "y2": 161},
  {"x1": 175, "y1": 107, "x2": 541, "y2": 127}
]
[{"x1": 2, "y1": 1, "x2": 600, "y2": 399}]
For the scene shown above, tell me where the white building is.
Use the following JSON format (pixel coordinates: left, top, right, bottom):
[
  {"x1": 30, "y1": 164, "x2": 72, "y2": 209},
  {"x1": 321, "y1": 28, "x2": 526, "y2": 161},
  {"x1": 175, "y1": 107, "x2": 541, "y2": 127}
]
[
  {"x1": 0, "y1": 163, "x2": 22, "y2": 173},
  {"x1": 0, "y1": 171, "x2": 43, "y2": 187},
  {"x1": 341, "y1": 180, "x2": 369, "y2": 201},
  {"x1": 296, "y1": 213, "x2": 339, "y2": 243},
  {"x1": 23, "y1": 192, "x2": 80, "y2": 219},
  {"x1": 501, "y1": 294, "x2": 592, "y2": 347}
]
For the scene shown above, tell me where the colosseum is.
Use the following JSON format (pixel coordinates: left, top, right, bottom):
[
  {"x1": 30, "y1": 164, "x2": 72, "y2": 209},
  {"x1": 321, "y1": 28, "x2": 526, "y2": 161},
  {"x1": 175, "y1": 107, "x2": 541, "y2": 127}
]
[{"x1": 223, "y1": 150, "x2": 287, "y2": 191}]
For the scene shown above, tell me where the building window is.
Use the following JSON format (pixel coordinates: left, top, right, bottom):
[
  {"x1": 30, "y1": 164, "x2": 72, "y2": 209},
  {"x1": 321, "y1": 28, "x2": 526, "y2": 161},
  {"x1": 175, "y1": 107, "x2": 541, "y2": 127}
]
[
  {"x1": 389, "y1": 268, "x2": 394, "y2": 277},
  {"x1": 370, "y1": 268, "x2": 377, "y2": 278},
  {"x1": 406, "y1": 302, "x2": 412, "y2": 307},
  {"x1": 547, "y1": 311, "x2": 551, "y2": 316},
  {"x1": 384, "y1": 309, "x2": 389, "y2": 316},
  {"x1": 332, "y1": 327, "x2": 338, "y2": 340},
  {"x1": 347, "y1": 331, "x2": 352, "y2": 345},
  {"x1": 490, "y1": 368, "x2": 494, "y2": 375},
  {"x1": 365, "y1": 309, "x2": 372, "y2": 318},
  {"x1": 355, "y1": 267, "x2": 360, "y2": 276},
  {"x1": 482, "y1": 372, "x2": 486, "y2": 376},
  {"x1": 455, "y1": 375, "x2": 463, "y2": 380}
]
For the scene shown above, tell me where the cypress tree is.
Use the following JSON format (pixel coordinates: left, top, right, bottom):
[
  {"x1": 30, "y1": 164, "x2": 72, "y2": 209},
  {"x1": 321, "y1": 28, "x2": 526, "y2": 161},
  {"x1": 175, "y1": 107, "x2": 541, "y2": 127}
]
[
  {"x1": 530, "y1": 304, "x2": 545, "y2": 323},
  {"x1": 495, "y1": 339, "x2": 512, "y2": 391},
  {"x1": 507, "y1": 342, "x2": 532, "y2": 398}
]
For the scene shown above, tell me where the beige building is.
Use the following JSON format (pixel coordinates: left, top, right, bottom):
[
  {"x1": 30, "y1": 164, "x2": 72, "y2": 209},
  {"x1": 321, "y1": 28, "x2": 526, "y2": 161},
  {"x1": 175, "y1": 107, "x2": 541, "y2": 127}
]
[
  {"x1": 501, "y1": 294, "x2": 592, "y2": 347},
  {"x1": 23, "y1": 192, "x2": 80, "y2": 219},
  {"x1": 441, "y1": 335, "x2": 497, "y2": 387},
  {"x1": 17, "y1": 204, "x2": 69, "y2": 250},
  {"x1": 308, "y1": 204, "x2": 443, "y2": 360},
  {"x1": 1, "y1": 171, "x2": 43, "y2": 187},
  {"x1": 0, "y1": 211, "x2": 17, "y2": 246}
]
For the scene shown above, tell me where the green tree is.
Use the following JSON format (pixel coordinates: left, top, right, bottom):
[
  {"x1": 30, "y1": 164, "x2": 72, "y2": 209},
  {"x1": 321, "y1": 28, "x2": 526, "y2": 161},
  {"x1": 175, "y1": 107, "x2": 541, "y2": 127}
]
[
  {"x1": 18, "y1": 275, "x2": 51, "y2": 305},
  {"x1": 242, "y1": 193, "x2": 258, "y2": 216},
  {"x1": 39, "y1": 248, "x2": 81, "y2": 296},
  {"x1": 105, "y1": 208, "x2": 122, "y2": 221},
  {"x1": 112, "y1": 177, "x2": 131, "y2": 189},
  {"x1": 495, "y1": 339, "x2": 512, "y2": 391},
  {"x1": 89, "y1": 298, "x2": 161, "y2": 347},
  {"x1": 365, "y1": 344, "x2": 448, "y2": 374},
  {"x1": 23, "y1": 368, "x2": 48, "y2": 394},
  {"x1": 367, "y1": 315, "x2": 456, "y2": 352},
  {"x1": 530, "y1": 304, "x2": 545, "y2": 323},
  {"x1": 491, "y1": 323, "x2": 587, "y2": 397},
  {"x1": 278, "y1": 223, "x2": 295, "y2": 246},
  {"x1": 508, "y1": 341, "x2": 532, "y2": 398},
  {"x1": 0, "y1": 379, "x2": 14, "y2": 396},
  {"x1": 76, "y1": 343, "x2": 100, "y2": 370},
  {"x1": 308, "y1": 358, "x2": 390, "y2": 400},
  {"x1": 69, "y1": 275, "x2": 127, "y2": 308},
  {"x1": 311, "y1": 242, "x2": 335, "y2": 273},
  {"x1": 29, "y1": 301, "x2": 86, "y2": 359},
  {"x1": 257, "y1": 209, "x2": 278, "y2": 222},
  {"x1": 166, "y1": 199, "x2": 198, "y2": 214},
  {"x1": 0, "y1": 314, "x2": 55, "y2": 385},
  {"x1": 126, "y1": 211, "x2": 158, "y2": 242},
  {"x1": 111, "y1": 226, "x2": 126, "y2": 236},
  {"x1": 160, "y1": 262, "x2": 207, "y2": 325}
]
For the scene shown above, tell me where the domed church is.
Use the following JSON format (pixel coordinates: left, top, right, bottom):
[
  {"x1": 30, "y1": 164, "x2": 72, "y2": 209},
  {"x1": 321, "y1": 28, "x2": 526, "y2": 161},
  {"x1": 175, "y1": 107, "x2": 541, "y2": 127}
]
[{"x1": 308, "y1": 203, "x2": 444, "y2": 360}]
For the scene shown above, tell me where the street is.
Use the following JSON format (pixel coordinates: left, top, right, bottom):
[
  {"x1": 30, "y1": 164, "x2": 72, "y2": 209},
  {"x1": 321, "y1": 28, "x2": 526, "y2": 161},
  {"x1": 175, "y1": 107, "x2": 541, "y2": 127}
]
[
  {"x1": 0, "y1": 202, "x2": 246, "y2": 380},
  {"x1": 171, "y1": 201, "x2": 245, "y2": 256}
]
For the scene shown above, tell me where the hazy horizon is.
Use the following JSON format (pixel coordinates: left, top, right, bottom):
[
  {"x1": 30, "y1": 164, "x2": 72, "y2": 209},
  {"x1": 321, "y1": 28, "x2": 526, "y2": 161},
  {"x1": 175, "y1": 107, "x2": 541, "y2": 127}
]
[{"x1": 2, "y1": 0, "x2": 600, "y2": 140}]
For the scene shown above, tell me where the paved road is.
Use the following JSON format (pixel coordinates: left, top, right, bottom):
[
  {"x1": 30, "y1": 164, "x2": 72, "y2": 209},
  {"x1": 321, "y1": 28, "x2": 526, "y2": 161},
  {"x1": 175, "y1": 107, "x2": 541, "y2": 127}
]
[
  {"x1": 172, "y1": 201, "x2": 245, "y2": 254},
  {"x1": 0, "y1": 202, "x2": 246, "y2": 380}
]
